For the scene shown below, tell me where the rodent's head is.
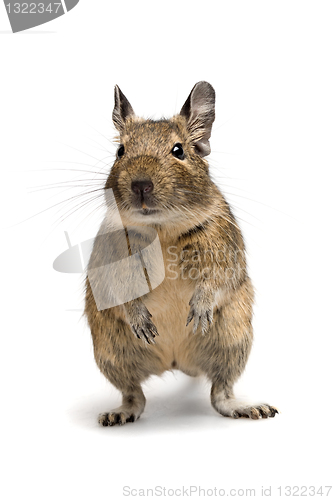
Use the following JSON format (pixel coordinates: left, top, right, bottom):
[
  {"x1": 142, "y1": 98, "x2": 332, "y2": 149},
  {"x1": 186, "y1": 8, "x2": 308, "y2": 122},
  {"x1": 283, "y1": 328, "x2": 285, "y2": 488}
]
[{"x1": 105, "y1": 82, "x2": 217, "y2": 231}]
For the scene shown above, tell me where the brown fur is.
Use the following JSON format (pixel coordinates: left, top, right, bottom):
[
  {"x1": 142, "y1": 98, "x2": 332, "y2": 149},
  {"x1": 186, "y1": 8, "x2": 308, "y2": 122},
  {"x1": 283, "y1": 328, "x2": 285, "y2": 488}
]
[{"x1": 84, "y1": 82, "x2": 278, "y2": 425}]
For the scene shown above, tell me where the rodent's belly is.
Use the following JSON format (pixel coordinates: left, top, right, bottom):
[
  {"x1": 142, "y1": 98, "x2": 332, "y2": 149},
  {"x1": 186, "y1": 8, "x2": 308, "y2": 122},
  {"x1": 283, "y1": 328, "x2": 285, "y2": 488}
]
[{"x1": 141, "y1": 276, "x2": 197, "y2": 370}]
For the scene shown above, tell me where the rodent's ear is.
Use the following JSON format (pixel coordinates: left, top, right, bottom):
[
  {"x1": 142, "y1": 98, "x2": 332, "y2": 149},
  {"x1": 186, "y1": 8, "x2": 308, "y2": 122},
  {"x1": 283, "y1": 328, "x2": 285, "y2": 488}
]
[
  {"x1": 180, "y1": 81, "x2": 215, "y2": 157},
  {"x1": 112, "y1": 85, "x2": 135, "y2": 132}
]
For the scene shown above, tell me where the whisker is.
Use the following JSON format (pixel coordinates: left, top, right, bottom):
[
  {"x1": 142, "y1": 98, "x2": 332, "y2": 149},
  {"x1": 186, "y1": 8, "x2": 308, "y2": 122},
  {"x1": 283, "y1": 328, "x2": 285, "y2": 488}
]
[
  {"x1": 9, "y1": 187, "x2": 107, "y2": 228},
  {"x1": 85, "y1": 122, "x2": 115, "y2": 146},
  {"x1": 52, "y1": 193, "x2": 106, "y2": 228},
  {"x1": 58, "y1": 143, "x2": 113, "y2": 168},
  {"x1": 24, "y1": 165, "x2": 109, "y2": 175},
  {"x1": 49, "y1": 188, "x2": 106, "y2": 220},
  {"x1": 28, "y1": 182, "x2": 105, "y2": 194},
  {"x1": 41, "y1": 194, "x2": 107, "y2": 244},
  {"x1": 211, "y1": 115, "x2": 236, "y2": 132}
]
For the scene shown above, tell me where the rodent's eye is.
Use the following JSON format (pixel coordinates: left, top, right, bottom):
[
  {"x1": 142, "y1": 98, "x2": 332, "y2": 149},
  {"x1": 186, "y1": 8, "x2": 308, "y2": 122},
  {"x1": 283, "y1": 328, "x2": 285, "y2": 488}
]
[
  {"x1": 171, "y1": 143, "x2": 185, "y2": 160},
  {"x1": 117, "y1": 144, "x2": 125, "y2": 158}
]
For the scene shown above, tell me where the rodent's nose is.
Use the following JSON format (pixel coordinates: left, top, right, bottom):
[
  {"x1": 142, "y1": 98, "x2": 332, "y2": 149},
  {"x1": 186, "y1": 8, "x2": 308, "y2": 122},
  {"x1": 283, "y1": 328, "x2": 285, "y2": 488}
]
[{"x1": 131, "y1": 180, "x2": 154, "y2": 196}]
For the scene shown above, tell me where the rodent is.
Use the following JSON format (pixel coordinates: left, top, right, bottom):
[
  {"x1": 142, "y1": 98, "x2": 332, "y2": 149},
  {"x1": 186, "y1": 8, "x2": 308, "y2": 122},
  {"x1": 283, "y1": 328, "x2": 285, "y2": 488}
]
[{"x1": 84, "y1": 81, "x2": 278, "y2": 425}]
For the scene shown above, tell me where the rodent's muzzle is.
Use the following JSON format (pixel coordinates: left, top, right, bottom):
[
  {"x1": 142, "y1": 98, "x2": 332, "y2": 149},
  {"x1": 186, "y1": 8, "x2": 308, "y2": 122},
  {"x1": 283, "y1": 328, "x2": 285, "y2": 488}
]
[
  {"x1": 131, "y1": 178, "x2": 155, "y2": 210},
  {"x1": 131, "y1": 179, "x2": 154, "y2": 197}
]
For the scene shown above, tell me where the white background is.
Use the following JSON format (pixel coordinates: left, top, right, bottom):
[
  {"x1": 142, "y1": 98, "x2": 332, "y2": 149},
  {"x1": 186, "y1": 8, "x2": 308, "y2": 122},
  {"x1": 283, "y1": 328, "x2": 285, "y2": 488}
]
[{"x1": 1, "y1": 1, "x2": 332, "y2": 499}]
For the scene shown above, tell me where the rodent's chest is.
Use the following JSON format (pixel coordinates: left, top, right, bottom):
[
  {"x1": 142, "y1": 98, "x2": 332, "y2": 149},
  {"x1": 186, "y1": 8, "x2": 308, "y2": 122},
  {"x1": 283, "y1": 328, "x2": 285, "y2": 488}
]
[
  {"x1": 142, "y1": 269, "x2": 194, "y2": 319},
  {"x1": 141, "y1": 274, "x2": 194, "y2": 359},
  {"x1": 142, "y1": 241, "x2": 199, "y2": 318}
]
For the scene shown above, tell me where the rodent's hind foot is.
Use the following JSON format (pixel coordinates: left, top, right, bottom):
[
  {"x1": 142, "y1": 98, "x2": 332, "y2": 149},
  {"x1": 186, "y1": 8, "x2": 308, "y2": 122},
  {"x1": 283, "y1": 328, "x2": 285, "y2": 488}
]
[
  {"x1": 216, "y1": 401, "x2": 279, "y2": 420},
  {"x1": 98, "y1": 391, "x2": 146, "y2": 426},
  {"x1": 230, "y1": 404, "x2": 279, "y2": 419},
  {"x1": 211, "y1": 390, "x2": 279, "y2": 420},
  {"x1": 98, "y1": 407, "x2": 141, "y2": 427}
]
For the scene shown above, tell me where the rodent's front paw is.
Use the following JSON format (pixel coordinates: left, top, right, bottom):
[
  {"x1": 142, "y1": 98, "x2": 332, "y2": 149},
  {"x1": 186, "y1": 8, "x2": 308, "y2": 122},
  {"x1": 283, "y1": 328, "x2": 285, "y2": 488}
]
[
  {"x1": 186, "y1": 289, "x2": 214, "y2": 335},
  {"x1": 130, "y1": 314, "x2": 159, "y2": 345},
  {"x1": 126, "y1": 301, "x2": 159, "y2": 345}
]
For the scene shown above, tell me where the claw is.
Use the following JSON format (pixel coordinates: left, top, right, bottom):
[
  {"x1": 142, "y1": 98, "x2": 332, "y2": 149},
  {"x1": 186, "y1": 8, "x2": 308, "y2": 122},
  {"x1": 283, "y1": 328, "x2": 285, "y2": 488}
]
[
  {"x1": 269, "y1": 406, "x2": 279, "y2": 416},
  {"x1": 201, "y1": 316, "x2": 208, "y2": 335},
  {"x1": 186, "y1": 287, "x2": 214, "y2": 334},
  {"x1": 149, "y1": 324, "x2": 159, "y2": 336},
  {"x1": 140, "y1": 329, "x2": 155, "y2": 345},
  {"x1": 125, "y1": 301, "x2": 158, "y2": 344},
  {"x1": 146, "y1": 335, "x2": 155, "y2": 345},
  {"x1": 192, "y1": 315, "x2": 199, "y2": 333},
  {"x1": 130, "y1": 319, "x2": 158, "y2": 344},
  {"x1": 186, "y1": 309, "x2": 194, "y2": 326},
  {"x1": 186, "y1": 309, "x2": 213, "y2": 335}
]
